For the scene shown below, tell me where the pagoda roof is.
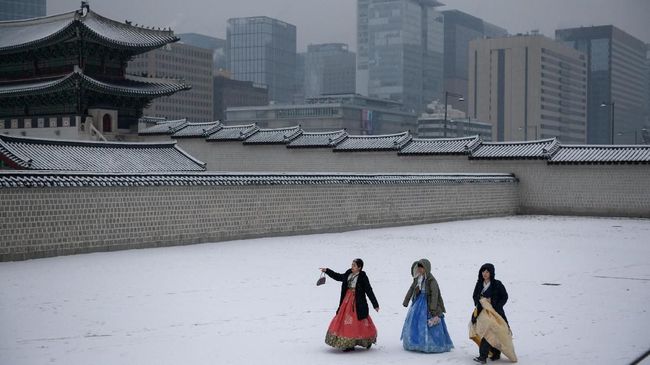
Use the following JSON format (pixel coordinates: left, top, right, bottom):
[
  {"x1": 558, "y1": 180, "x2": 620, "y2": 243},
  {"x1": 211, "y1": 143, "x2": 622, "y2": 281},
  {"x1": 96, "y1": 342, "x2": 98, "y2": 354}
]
[
  {"x1": 0, "y1": 6, "x2": 178, "y2": 55},
  {"x1": 0, "y1": 134, "x2": 205, "y2": 172},
  {"x1": 0, "y1": 69, "x2": 190, "y2": 99}
]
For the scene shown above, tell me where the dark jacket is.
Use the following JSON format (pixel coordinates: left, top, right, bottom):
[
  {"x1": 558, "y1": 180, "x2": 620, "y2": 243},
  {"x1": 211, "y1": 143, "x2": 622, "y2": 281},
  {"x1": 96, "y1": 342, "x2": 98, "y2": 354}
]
[
  {"x1": 402, "y1": 259, "x2": 446, "y2": 317},
  {"x1": 472, "y1": 263, "x2": 508, "y2": 323},
  {"x1": 325, "y1": 268, "x2": 379, "y2": 321}
]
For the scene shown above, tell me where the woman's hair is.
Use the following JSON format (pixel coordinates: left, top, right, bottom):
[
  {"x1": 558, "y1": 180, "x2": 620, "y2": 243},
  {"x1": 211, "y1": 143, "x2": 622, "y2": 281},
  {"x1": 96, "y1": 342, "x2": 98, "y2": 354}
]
[
  {"x1": 353, "y1": 258, "x2": 364, "y2": 270},
  {"x1": 417, "y1": 262, "x2": 424, "y2": 268}
]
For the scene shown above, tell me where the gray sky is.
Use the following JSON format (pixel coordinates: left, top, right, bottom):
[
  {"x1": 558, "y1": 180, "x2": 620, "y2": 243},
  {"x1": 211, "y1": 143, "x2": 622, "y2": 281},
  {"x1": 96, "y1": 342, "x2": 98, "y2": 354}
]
[{"x1": 49, "y1": 0, "x2": 650, "y2": 51}]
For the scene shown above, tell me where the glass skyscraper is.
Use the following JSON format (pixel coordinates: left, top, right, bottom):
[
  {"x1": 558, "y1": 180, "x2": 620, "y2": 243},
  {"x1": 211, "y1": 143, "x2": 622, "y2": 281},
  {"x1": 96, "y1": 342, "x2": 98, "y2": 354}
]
[
  {"x1": 557, "y1": 26, "x2": 648, "y2": 144},
  {"x1": 303, "y1": 43, "x2": 356, "y2": 99},
  {"x1": 227, "y1": 17, "x2": 296, "y2": 104},
  {"x1": 358, "y1": 0, "x2": 444, "y2": 114},
  {"x1": 0, "y1": 0, "x2": 44, "y2": 21},
  {"x1": 442, "y1": 10, "x2": 507, "y2": 113}
]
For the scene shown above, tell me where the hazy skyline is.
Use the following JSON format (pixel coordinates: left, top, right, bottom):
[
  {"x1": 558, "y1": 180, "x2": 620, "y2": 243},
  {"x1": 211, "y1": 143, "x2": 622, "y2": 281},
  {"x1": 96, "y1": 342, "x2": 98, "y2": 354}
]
[{"x1": 49, "y1": 0, "x2": 650, "y2": 51}]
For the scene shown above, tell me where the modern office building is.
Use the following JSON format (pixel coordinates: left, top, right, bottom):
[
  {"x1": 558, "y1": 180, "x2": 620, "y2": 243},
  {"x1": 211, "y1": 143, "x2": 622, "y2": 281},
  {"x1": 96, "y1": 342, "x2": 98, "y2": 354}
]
[
  {"x1": 357, "y1": 0, "x2": 445, "y2": 114},
  {"x1": 417, "y1": 117, "x2": 492, "y2": 140},
  {"x1": 226, "y1": 93, "x2": 417, "y2": 135},
  {"x1": 178, "y1": 33, "x2": 227, "y2": 74},
  {"x1": 469, "y1": 35, "x2": 588, "y2": 143},
  {"x1": 127, "y1": 42, "x2": 214, "y2": 122},
  {"x1": 303, "y1": 43, "x2": 356, "y2": 99},
  {"x1": 556, "y1": 26, "x2": 648, "y2": 144},
  {"x1": 227, "y1": 16, "x2": 296, "y2": 104},
  {"x1": 442, "y1": 10, "x2": 507, "y2": 112},
  {"x1": 0, "y1": 0, "x2": 45, "y2": 21},
  {"x1": 213, "y1": 76, "x2": 268, "y2": 121}
]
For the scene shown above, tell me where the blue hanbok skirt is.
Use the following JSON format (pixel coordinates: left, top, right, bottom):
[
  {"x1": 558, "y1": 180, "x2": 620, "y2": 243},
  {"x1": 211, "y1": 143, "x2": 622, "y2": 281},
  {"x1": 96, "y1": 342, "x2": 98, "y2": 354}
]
[{"x1": 401, "y1": 293, "x2": 454, "y2": 353}]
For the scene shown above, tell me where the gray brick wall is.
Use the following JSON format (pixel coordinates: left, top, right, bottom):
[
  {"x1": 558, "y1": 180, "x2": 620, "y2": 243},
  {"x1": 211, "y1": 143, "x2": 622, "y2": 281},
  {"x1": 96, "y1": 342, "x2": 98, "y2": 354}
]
[
  {"x1": 0, "y1": 180, "x2": 518, "y2": 261},
  {"x1": 174, "y1": 139, "x2": 650, "y2": 218}
]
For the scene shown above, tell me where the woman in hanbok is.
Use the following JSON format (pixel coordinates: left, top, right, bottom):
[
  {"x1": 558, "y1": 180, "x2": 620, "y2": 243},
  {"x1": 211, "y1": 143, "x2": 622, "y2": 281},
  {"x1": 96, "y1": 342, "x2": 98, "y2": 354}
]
[
  {"x1": 469, "y1": 263, "x2": 517, "y2": 363},
  {"x1": 320, "y1": 258, "x2": 379, "y2": 351},
  {"x1": 401, "y1": 258, "x2": 454, "y2": 353}
]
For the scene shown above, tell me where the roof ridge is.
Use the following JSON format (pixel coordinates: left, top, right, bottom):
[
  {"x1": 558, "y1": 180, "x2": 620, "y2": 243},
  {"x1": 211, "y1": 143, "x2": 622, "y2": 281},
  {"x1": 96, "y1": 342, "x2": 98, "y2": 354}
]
[
  {"x1": 300, "y1": 130, "x2": 346, "y2": 135},
  {"x1": 346, "y1": 131, "x2": 409, "y2": 139},
  {"x1": 0, "y1": 134, "x2": 177, "y2": 148},
  {"x1": 481, "y1": 138, "x2": 556, "y2": 145},
  {"x1": 411, "y1": 135, "x2": 479, "y2": 142}
]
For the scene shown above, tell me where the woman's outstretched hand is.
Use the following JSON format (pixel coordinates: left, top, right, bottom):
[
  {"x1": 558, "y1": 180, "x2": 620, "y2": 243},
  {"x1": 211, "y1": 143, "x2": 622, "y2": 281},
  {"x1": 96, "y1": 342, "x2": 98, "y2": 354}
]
[
  {"x1": 374, "y1": 307, "x2": 380, "y2": 312},
  {"x1": 319, "y1": 268, "x2": 327, "y2": 272}
]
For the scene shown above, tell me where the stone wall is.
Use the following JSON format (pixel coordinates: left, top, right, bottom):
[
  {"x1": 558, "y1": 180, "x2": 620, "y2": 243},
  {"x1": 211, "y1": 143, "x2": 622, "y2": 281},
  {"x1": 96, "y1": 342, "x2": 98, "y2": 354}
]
[
  {"x1": 0, "y1": 173, "x2": 518, "y2": 261},
  {"x1": 174, "y1": 139, "x2": 650, "y2": 218}
]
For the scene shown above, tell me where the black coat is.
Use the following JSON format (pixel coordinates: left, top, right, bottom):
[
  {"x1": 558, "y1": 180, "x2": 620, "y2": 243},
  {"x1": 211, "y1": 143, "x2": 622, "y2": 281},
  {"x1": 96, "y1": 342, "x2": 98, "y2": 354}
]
[
  {"x1": 325, "y1": 268, "x2": 379, "y2": 321},
  {"x1": 473, "y1": 279, "x2": 508, "y2": 323}
]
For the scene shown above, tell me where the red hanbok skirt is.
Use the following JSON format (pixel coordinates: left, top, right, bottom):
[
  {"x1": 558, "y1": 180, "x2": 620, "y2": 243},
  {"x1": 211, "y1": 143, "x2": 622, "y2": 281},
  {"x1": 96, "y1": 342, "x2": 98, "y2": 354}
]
[{"x1": 325, "y1": 289, "x2": 377, "y2": 349}]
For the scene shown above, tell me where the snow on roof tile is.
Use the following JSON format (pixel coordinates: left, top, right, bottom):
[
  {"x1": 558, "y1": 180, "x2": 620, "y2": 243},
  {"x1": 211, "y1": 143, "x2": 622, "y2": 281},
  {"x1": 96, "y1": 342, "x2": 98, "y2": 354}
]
[
  {"x1": 206, "y1": 124, "x2": 259, "y2": 141},
  {"x1": 549, "y1": 145, "x2": 650, "y2": 164},
  {"x1": 243, "y1": 126, "x2": 303, "y2": 144},
  {"x1": 333, "y1": 131, "x2": 412, "y2": 152},
  {"x1": 171, "y1": 122, "x2": 222, "y2": 138},
  {"x1": 399, "y1": 136, "x2": 481, "y2": 155},
  {"x1": 0, "y1": 171, "x2": 517, "y2": 189},
  {"x1": 0, "y1": 135, "x2": 205, "y2": 172},
  {"x1": 286, "y1": 130, "x2": 348, "y2": 148},
  {"x1": 470, "y1": 138, "x2": 559, "y2": 159}
]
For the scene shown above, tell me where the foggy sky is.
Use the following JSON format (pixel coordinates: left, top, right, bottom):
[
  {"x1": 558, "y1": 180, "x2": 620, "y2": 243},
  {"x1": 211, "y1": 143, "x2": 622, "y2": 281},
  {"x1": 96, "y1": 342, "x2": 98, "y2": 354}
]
[{"x1": 49, "y1": 0, "x2": 650, "y2": 51}]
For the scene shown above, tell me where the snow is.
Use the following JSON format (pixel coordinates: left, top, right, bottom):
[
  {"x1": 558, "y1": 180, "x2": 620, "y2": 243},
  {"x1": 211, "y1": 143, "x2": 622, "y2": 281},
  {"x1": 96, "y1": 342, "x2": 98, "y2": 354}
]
[{"x1": 1, "y1": 215, "x2": 649, "y2": 365}]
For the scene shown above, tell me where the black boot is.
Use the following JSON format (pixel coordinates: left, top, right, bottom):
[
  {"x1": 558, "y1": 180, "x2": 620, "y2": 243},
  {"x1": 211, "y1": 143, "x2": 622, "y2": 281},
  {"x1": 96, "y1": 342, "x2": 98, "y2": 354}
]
[{"x1": 473, "y1": 357, "x2": 487, "y2": 364}]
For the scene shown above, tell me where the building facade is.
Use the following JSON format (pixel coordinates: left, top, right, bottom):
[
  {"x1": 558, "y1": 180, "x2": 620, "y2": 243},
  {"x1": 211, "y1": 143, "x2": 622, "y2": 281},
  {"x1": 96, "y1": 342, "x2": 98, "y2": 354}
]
[
  {"x1": 556, "y1": 26, "x2": 648, "y2": 144},
  {"x1": 469, "y1": 35, "x2": 588, "y2": 143},
  {"x1": 442, "y1": 10, "x2": 507, "y2": 113},
  {"x1": 0, "y1": 4, "x2": 188, "y2": 140},
  {"x1": 417, "y1": 117, "x2": 493, "y2": 140},
  {"x1": 0, "y1": 0, "x2": 44, "y2": 21},
  {"x1": 358, "y1": 0, "x2": 445, "y2": 114},
  {"x1": 213, "y1": 76, "x2": 268, "y2": 121},
  {"x1": 127, "y1": 42, "x2": 214, "y2": 122},
  {"x1": 178, "y1": 33, "x2": 227, "y2": 74},
  {"x1": 226, "y1": 94, "x2": 417, "y2": 135},
  {"x1": 227, "y1": 16, "x2": 296, "y2": 104},
  {"x1": 303, "y1": 43, "x2": 356, "y2": 99}
]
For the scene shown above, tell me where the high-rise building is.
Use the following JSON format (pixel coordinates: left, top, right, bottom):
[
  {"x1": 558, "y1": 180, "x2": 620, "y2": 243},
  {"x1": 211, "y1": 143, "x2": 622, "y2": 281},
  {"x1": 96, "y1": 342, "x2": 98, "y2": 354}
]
[
  {"x1": 357, "y1": 0, "x2": 445, "y2": 114},
  {"x1": 442, "y1": 10, "x2": 507, "y2": 113},
  {"x1": 469, "y1": 35, "x2": 588, "y2": 143},
  {"x1": 0, "y1": 0, "x2": 45, "y2": 21},
  {"x1": 227, "y1": 16, "x2": 296, "y2": 104},
  {"x1": 646, "y1": 43, "x2": 650, "y2": 137},
  {"x1": 127, "y1": 43, "x2": 214, "y2": 122},
  {"x1": 556, "y1": 26, "x2": 648, "y2": 144},
  {"x1": 213, "y1": 76, "x2": 268, "y2": 121},
  {"x1": 178, "y1": 33, "x2": 227, "y2": 74},
  {"x1": 303, "y1": 43, "x2": 356, "y2": 99}
]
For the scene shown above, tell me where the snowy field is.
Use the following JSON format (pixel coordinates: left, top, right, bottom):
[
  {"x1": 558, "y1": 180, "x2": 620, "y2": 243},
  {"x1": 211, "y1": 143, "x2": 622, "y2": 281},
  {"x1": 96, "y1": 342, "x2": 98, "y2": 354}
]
[{"x1": 1, "y1": 215, "x2": 649, "y2": 365}]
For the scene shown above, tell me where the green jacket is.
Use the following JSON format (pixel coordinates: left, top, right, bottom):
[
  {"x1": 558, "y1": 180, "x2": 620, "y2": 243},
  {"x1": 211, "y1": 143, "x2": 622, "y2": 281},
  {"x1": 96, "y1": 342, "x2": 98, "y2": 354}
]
[{"x1": 402, "y1": 258, "x2": 446, "y2": 317}]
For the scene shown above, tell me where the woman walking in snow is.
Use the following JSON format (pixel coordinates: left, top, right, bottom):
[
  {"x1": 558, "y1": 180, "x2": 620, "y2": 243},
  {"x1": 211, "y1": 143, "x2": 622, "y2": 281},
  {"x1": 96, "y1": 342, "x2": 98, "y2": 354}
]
[
  {"x1": 319, "y1": 258, "x2": 379, "y2": 351},
  {"x1": 401, "y1": 258, "x2": 454, "y2": 353},
  {"x1": 469, "y1": 263, "x2": 517, "y2": 363}
]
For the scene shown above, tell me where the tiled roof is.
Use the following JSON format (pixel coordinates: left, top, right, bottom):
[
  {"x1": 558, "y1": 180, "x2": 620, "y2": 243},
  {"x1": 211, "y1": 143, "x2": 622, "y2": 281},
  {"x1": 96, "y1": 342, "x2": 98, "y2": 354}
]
[
  {"x1": 0, "y1": 135, "x2": 205, "y2": 172},
  {"x1": 470, "y1": 138, "x2": 560, "y2": 160},
  {"x1": 0, "y1": 172, "x2": 517, "y2": 189},
  {"x1": 0, "y1": 8, "x2": 178, "y2": 55},
  {"x1": 287, "y1": 130, "x2": 348, "y2": 148},
  {"x1": 243, "y1": 126, "x2": 303, "y2": 144},
  {"x1": 206, "y1": 124, "x2": 259, "y2": 141},
  {"x1": 334, "y1": 131, "x2": 412, "y2": 152},
  {"x1": 139, "y1": 119, "x2": 188, "y2": 135},
  {"x1": 0, "y1": 70, "x2": 190, "y2": 98},
  {"x1": 549, "y1": 145, "x2": 650, "y2": 164},
  {"x1": 171, "y1": 122, "x2": 222, "y2": 138},
  {"x1": 399, "y1": 136, "x2": 481, "y2": 155}
]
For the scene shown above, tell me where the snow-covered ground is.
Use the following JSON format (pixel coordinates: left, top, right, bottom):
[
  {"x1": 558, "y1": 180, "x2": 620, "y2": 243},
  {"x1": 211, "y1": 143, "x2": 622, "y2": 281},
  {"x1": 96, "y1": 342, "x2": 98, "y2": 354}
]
[{"x1": 1, "y1": 216, "x2": 649, "y2": 365}]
